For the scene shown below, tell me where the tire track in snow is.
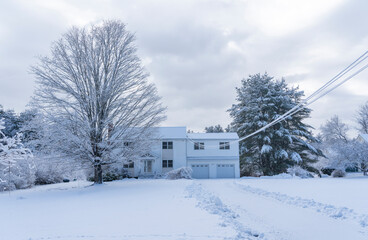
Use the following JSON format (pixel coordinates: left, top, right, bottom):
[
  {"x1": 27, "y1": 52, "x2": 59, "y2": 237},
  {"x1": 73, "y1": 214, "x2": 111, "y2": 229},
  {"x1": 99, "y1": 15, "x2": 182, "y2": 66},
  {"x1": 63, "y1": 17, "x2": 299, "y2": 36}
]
[
  {"x1": 31, "y1": 233, "x2": 229, "y2": 240},
  {"x1": 234, "y1": 182, "x2": 368, "y2": 228},
  {"x1": 186, "y1": 182, "x2": 264, "y2": 240}
]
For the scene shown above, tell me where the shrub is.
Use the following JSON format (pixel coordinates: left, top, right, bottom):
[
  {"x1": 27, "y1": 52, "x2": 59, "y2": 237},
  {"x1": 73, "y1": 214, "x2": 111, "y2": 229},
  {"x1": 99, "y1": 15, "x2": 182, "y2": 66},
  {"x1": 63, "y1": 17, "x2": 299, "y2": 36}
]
[
  {"x1": 287, "y1": 166, "x2": 314, "y2": 178},
  {"x1": 321, "y1": 168, "x2": 335, "y2": 176},
  {"x1": 165, "y1": 167, "x2": 192, "y2": 180},
  {"x1": 87, "y1": 167, "x2": 130, "y2": 182},
  {"x1": 0, "y1": 158, "x2": 35, "y2": 191},
  {"x1": 34, "y1": 167, "x2": 64, "y2": 185},
  {"x1": 332, "y1": 169, "x2": 346, "y2": 178}
]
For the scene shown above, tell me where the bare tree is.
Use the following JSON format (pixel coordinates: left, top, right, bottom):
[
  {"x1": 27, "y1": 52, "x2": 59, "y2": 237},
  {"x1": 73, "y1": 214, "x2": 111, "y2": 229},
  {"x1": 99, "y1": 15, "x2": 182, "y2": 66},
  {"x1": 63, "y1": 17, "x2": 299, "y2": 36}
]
[
  {"x1": 31, "y1": 20, "x2": 166, "y2": 184},
  {"x1": 356, "y1": 101, "x2": 368, "y2": 134},
  {"x1": 320, "y1": 115, "x2": 349, "y2": 143}
]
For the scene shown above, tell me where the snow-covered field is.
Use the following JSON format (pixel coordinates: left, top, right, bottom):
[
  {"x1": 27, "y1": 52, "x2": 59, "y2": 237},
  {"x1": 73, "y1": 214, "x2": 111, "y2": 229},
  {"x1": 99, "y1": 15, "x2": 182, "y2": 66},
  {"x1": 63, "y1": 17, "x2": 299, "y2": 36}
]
[{"x1": 1, "y1": 176, "x2": 368, "y2": 240}]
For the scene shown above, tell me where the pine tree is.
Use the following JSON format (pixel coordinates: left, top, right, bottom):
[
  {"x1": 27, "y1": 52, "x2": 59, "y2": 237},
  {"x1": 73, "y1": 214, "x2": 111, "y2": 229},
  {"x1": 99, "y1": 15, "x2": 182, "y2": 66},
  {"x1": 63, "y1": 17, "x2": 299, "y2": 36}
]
[
  {"x1": 228, "y1": 73, "x2": 323, "y2": 176},
  {"x1": 0, "y1": 105, "x2": 21, "y2": 137},
  {"x1": 204, "y1": 124, "x2": 224, "y2": 133}
]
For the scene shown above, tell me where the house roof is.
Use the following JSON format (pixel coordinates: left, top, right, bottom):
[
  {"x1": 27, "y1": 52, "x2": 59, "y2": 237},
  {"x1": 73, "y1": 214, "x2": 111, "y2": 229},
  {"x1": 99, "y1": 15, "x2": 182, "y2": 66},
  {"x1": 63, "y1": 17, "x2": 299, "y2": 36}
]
[
  {"x1": 155, "y1": 127, "x2": 187, "y2": 139},
  {"x1": 187, "y1": 132, "x2": 239, "y2": 140},
  {"x1": 358, "y1": 133, "x2": 368, "y2": 143},
  {"x1": 187, "y1": 156, "x2": 239, "y2": 160}
]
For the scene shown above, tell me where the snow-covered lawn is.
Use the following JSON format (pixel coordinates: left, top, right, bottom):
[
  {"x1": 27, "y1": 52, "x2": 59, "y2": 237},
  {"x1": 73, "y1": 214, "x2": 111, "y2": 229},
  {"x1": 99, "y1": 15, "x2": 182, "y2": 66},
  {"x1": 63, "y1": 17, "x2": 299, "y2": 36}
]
[{"x1": 1, "y1": 176, "x2": 368, "y2": 240}]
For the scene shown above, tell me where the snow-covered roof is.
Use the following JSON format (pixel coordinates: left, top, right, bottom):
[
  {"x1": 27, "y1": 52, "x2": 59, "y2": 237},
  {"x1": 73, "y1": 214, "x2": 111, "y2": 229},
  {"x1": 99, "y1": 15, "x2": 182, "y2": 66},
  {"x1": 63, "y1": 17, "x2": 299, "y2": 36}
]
[
  {"x1": 187, "y1": 132, "x2": 239, "y2": 140},
  {"x1": 358, "y1": 133, "x2": 368, "y2": 143},
  {"x1": 155, "y1": 127, "x2": 187, "y2": 139}
]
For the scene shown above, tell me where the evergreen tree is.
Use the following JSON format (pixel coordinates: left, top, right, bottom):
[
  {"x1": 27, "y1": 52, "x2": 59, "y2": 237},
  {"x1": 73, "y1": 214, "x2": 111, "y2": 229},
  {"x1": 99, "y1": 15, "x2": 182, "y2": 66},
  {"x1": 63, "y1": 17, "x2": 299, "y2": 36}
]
[
  {"x1": 204, "y1": 124, "x2": 224, "y2": 133},
  {"x1": 228, "y1": 73, "x2": 323, "y2": 176},
  {"x1": 0, "y1": 105, "x2": 21, "y2": 137}
]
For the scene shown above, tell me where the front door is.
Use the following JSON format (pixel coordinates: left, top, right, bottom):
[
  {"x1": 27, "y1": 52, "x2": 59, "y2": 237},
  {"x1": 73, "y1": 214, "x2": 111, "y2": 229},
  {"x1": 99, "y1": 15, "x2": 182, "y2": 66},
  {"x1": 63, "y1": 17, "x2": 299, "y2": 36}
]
[{"x1": 144, "y1": 160, "x2": 153, "y2": 173}]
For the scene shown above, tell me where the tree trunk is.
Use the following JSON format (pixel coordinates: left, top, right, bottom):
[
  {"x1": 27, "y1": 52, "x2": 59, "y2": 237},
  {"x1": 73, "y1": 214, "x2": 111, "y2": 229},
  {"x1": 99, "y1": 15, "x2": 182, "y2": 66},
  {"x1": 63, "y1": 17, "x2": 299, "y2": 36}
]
[{"x1": 94, "y1": 163, "x2": 103, "y2": 184}]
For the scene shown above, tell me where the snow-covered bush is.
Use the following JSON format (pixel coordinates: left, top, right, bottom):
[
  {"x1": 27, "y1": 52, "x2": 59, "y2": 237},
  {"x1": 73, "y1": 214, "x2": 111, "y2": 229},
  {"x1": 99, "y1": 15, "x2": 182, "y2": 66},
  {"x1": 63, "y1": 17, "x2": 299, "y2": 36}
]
[
  {"x1": 0, "y1": 119, "x2": 34, "y2": 191},
  {"x1": 102, "y1": 168, "x2": 130, "y2": 182},
  {"x1": 321, "y1": 168, "x2": 335, "y2": 176},
  {"x1": 34, "y1": 156, "x2": 85, "y2": 185},
  {"x1": 0, "y1": 158, "x2": 35, "y2": 191},
  {"x1": 332, "y1": 169, "x2": 346, "y2": 178},
  {"x1": 86, "y1": 164, "x2": 130, "y2": 182},
  {"x1": 165, "y1": 167, "x2": 192, "y2": 180},
  {"x1": 287, "y1": 166, "x2": 314, "y2": 178},
  {"x1": 34, "y1": 166, "x2": 63, "y2": 185}
]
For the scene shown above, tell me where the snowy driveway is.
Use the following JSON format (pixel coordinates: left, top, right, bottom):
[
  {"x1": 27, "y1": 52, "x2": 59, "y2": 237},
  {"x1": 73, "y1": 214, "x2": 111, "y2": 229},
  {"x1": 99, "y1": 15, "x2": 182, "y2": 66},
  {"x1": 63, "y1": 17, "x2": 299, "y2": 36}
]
[
  {"x1": 196, "y1": 179, "x2": 368, "y2": 240},
  {"x1": 1, "y1": 178, "x2": 368, "y2": 240}
]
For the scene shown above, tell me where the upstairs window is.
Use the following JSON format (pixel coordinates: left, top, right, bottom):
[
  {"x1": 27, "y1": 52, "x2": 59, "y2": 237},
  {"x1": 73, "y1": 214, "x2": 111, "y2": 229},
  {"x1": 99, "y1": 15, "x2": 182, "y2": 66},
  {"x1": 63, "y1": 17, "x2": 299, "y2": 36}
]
[
  {"x1": 162, "y1": 160, "x2": 173, "y2": 168},
  {"x1": 219, "y1": 142, "x2": 230, "y2": 150},
  {"x1": 162, "y1": 141, "x2": 173, "y2": 149},
  {"x1": 194, "y1": 142, "x2": 205, "y2": 150}
]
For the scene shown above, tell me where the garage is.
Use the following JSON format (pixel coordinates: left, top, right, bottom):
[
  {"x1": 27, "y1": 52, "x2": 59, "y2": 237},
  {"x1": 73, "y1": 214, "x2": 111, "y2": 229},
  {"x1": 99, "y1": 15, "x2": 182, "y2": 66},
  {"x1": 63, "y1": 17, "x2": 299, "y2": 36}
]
[
  {"x1": 216, "y1": 164, "x2": 235, "y2": 178},
  {"x1": 191, "y1": 164, "x2": 209, "y2": 179}
]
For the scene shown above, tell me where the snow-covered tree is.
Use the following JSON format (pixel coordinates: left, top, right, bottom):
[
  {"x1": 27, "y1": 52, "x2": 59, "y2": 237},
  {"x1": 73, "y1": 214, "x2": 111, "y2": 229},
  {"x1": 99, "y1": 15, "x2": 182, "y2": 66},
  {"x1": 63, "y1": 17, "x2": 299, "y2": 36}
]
[
  {"x1": 204, "y1": 124, "x2": 224, "y2": 133},
  {"x1": 328, "y1": 140, "x2": 368, "y2": 176},
  {"x1": 317, "y1": 116, "x2": 354, "y2": 175},
  {"x1": 356, "y1": 101, "x2": 368, "y2": 134},
  {"x1": 0, "y1": 105, "x2": 20, "y2": 137},
  {"x1": 228, "y1": 73, "x2": 323, "y2": 176},
  {"x1": 0, "y1": 119, "x2": 33, "y2": 191},
  {"x1": 31, "y1": 20, "x2": 166, "y2": 184},
  {"x1": 320, "y1": 115, "x2": 349, "y2": 143},
  {"x1": 349, "y1": 141, "x2": 368, "y2": 175}
]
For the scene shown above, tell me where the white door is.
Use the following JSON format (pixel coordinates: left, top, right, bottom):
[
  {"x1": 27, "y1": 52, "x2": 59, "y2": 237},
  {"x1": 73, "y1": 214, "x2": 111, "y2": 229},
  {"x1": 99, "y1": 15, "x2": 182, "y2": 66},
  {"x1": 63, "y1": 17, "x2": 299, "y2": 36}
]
[
  {"x1": 191, "y1": 164, "x2": 209, "y2": 179},
  {"x1": 144, "y1": 160, "x2": 153, "y2": 173},
  {"x1": 216, "y1": 164, "x2": 235, "y2": 178}
]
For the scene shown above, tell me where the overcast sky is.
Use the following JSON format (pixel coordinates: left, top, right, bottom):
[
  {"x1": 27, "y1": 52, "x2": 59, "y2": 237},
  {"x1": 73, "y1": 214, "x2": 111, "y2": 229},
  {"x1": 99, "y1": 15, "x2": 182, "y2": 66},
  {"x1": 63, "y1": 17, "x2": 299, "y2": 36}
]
[{"x1": 1, "y1": 0, "x2": 368, "y2": 134}]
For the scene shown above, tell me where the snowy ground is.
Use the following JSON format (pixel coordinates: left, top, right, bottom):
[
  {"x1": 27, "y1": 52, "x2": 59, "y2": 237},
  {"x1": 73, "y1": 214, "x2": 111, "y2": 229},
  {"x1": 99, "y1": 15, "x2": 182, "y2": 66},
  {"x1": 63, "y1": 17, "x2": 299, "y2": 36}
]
[{"x1": 1, "y1": 175, "x2": 368, "y2": 240}]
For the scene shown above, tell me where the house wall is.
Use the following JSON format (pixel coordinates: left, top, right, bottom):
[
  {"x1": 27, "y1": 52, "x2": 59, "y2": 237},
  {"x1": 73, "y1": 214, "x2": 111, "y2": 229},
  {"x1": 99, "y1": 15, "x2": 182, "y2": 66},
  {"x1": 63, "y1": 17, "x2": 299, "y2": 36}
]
[
  {"x1": 132, "y1": 139, "x2": 187, "y2": 177},
  {"x1": 186, "y1": 139, "x2": 239, "y2": 157},
  {"x1": 128, "y1": 132, "x2": 240, "y2": 178},
  {"x1": 173, "y1": 139, "x2": 187, "y2": 169},
  {"x1": 186, "y1": 139, "x2": 240, "y2": 178}
]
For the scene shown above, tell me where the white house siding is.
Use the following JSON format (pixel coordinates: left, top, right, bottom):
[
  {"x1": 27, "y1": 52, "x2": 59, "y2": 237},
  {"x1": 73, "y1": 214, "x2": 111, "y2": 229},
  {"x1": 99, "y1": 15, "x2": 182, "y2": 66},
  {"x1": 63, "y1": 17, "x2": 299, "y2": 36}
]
[
  {"x1": 186, "y1": 140, "x2": 239, "y2": 158},
  {"x1": 172, "y1": 139, "x2": 187, "y2": 169},
  {"x1": 186, "y1": 135, "x2": 240, "y2": 179},
  {"x1": 160, "y1": 139, "x2": 186, "y2": 174},
  {"x1": 126, "y1": 127, "x2": 240, "y2": 178}
]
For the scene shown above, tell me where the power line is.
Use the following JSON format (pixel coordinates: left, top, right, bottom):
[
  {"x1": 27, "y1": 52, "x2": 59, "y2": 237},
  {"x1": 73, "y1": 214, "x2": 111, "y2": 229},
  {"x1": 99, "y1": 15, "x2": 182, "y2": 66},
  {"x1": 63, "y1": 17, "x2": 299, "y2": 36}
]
[{"x1": 186, "y1": 50, "x2": 368, "y2": 149}]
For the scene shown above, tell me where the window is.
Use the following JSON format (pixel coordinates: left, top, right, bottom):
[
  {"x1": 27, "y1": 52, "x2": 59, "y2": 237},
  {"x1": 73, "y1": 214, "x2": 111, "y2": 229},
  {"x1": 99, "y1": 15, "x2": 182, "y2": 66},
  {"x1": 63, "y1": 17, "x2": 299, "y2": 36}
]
[
  {"x1": 162, "y1": 141, "x2": 173, "y2": 149},
  {"x1": 124, "y1": 141, "x2": 132, "y2": 147},
  {"x1": 162, "y1": 160, "x2": 173, "y2": 168},
  {"x1": 194, "y1": 142, "x2": 204, "y2": 150},
  {"x1": 123, "y1": 161, "x2": 134, "y2": 168},
  {"x1": 219, "y1": 142, "x2": 230, "y2": 150}
]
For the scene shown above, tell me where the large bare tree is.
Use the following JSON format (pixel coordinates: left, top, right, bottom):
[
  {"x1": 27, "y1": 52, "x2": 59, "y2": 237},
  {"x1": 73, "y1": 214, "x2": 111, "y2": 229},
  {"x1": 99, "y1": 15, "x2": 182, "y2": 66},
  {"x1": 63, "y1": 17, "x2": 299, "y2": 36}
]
[
  {"x1": 31, "y1": 20, "x2": 166, "y2": 184},
  {"x1": 320, "y1": 115, "x2": 349, "y2": 143}
]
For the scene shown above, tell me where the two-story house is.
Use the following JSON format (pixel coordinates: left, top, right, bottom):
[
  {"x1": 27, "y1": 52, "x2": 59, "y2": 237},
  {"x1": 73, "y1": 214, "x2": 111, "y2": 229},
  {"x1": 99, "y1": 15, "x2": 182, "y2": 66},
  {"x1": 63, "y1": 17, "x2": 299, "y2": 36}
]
[{"x1": 124, "y1": 127, "x2": 240, "y2": 179}]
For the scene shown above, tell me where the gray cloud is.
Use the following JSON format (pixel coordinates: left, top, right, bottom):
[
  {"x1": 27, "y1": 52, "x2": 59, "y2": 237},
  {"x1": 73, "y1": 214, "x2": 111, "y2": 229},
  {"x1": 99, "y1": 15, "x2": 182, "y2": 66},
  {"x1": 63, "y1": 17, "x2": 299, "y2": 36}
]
[{"x1": 1, "y1": 0, "x2": 368, "y2": 134}]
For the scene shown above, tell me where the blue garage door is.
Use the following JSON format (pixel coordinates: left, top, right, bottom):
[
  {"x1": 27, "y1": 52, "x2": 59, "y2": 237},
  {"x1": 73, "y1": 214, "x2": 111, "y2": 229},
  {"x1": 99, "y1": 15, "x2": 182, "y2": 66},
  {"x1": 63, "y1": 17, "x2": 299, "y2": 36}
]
[
  {"x1": 216, "y1": 164, "x2": 235, "y2": 178},
  {"x1": 191, "y1": 164, "x2": 209, "y2": 179}
]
